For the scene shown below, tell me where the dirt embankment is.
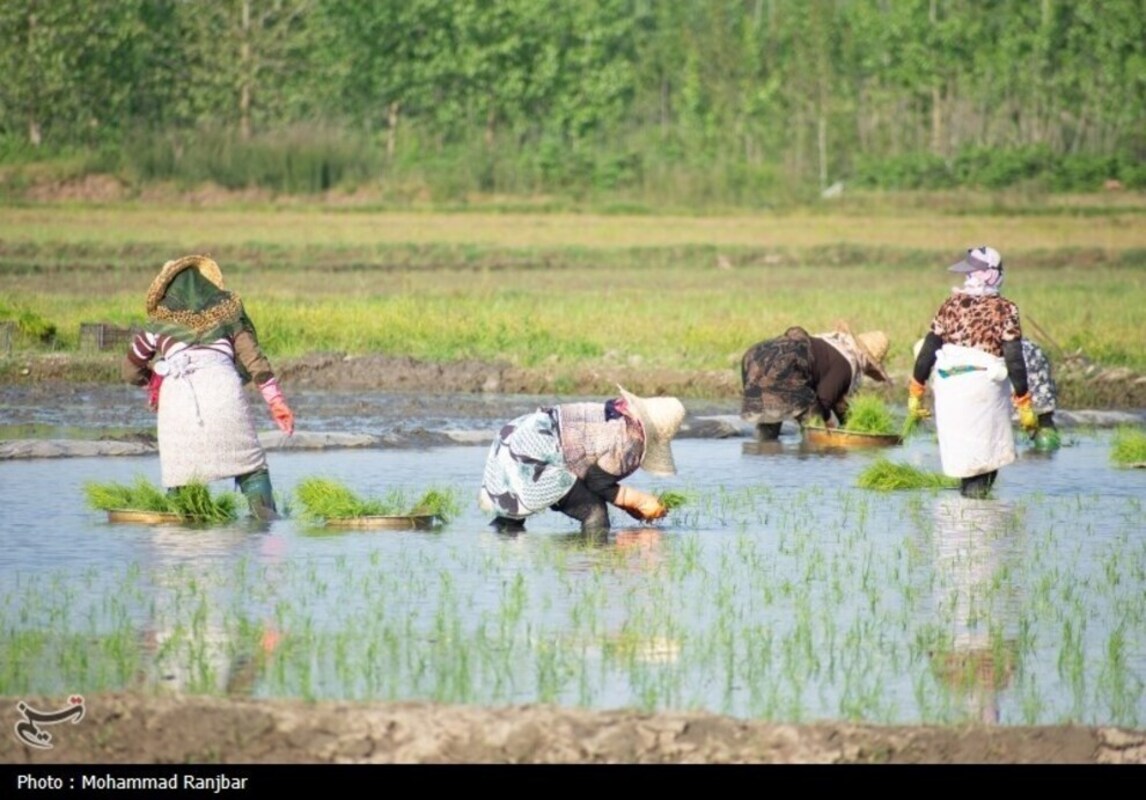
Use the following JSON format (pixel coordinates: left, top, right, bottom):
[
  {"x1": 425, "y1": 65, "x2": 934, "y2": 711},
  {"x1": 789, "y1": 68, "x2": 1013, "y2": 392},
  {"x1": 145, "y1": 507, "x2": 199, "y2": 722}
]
[
  {"x1": 2, "y1": 693, "x2": 1143, "y2": 764},
  {"x1": 5, "y1": 351, "x2": 1146, "y2": 409}
]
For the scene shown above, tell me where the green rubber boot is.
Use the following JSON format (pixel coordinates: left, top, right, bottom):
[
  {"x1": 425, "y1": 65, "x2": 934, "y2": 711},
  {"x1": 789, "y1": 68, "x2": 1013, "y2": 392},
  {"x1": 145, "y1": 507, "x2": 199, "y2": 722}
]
[
  {"x1": 236, "y1": 469, "x2": 278, "y2": 521},
  {"x1": 1033, "y1": 427, "x2": 1061, "y2": 451}
]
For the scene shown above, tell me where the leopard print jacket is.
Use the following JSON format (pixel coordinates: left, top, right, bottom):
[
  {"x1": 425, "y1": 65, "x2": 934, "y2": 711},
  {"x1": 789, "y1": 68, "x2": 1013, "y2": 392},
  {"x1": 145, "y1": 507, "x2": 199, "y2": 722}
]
[{"x1": 929, "y1": 293, "x2": 1022, "y2": 358}]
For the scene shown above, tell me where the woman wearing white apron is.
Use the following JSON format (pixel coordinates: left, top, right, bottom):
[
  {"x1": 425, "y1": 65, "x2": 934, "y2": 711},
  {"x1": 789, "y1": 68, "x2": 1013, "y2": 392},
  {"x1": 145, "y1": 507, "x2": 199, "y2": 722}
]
[
  {"x1": 907, "y1": 246, "x2": 1039, "y2": 498},
  {"x1": 122, "y1": 256, "x2": 296, "y2": 519}
]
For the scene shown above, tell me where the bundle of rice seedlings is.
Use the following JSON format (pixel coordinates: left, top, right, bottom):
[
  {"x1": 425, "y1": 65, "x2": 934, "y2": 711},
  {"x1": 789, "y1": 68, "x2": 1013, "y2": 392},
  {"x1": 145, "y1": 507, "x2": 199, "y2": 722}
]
[
  {"x1": 294, "y1": 478, "x2": 461, "y2": 522},
  {"x1": 407, "y1": 487, "x2": 461, "y2": 522},
  {"x1": 1110, "y1": 425, "x2": 1146, "y2": 466},
  {"x1": 84, "y1": 477, "x2": 238, "y2": 522},
  {"x1": 901, "y1": 412, "x2": 923, "y2": 440},
  {"x1": 843, "y1": 394, "x2": 897, "y2": 435},
  {"x1": 857, "y1": 458, "x2": 959, "y2": 491},
  {"x1": 294, "y1": 478, "x2": 394, "y2": 521},
  {"x1": 656, "y1": 490, "x2": 689, "y2": 510},
  {"x1": 168, "y1": 484, "x2": 240, "y2": 522}
]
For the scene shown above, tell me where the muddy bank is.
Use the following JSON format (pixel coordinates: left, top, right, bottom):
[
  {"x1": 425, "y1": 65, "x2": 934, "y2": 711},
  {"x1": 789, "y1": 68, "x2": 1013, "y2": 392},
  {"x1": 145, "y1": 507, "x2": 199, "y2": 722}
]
[
  {"x1": 5, "y1": 351, "x2": 1146, "y2": 409},
  {"x1": 2, "y1": 693, "x2": 1143, "y2": 764}
]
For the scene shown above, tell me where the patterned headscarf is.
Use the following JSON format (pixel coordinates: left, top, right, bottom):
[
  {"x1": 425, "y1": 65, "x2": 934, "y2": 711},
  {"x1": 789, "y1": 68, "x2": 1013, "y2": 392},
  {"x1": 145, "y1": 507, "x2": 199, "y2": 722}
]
[
  {"x1": 950, "y1": 245, "x2": 1004, "y2": 297},
  {"x1": 145, "y1": 256, "x2": 253, "y2": 344},
  {"x1": 957, "y1": 268, "x2": 1004, "y2": 297}
]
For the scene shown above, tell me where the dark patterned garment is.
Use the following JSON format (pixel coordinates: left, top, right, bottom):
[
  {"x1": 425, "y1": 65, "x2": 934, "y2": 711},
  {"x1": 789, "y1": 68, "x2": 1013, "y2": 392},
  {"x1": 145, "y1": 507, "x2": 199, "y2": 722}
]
[
  {"x1": 929, "y1": 294, "x2": 1022, "y2": 357},
  {"x1": 740, "y1": 327, "x2": 853, "y2": 424},
  {"x1": 741, "y1": 327, "x2": 818, "y2": 423},
  {"x1": 1022, "y1": 339, "x2": 1057, "y2": 413}
]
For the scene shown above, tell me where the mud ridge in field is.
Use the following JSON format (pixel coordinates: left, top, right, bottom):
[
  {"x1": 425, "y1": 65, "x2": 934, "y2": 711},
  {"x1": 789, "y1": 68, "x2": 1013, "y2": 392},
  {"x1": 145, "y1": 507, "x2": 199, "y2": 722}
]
[{"x1": 2, "y1": 693, "x2": 1144, "y2": 764}]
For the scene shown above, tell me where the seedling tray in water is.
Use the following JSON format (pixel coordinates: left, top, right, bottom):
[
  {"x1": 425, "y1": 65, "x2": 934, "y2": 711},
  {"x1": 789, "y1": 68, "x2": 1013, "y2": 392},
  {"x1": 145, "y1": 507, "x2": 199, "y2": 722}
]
[
  {"x1": 107, "y1": 509, "x2": 186, "y2": 524},
  {"x1": 803, "y1": 428, "x2": 903, "y2": 448},
  {"x1": 323, "y1": 514, "x2": 438, "y2": 530}
]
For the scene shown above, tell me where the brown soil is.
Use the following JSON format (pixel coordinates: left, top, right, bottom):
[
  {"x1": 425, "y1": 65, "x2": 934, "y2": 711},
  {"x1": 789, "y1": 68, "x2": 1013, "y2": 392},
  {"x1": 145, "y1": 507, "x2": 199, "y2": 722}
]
[
  {"x1": 2, "y1": 692, "x2": 1143, "y2": 764},
  {"x1": 5, "y1": 351, "x2": 1146, "y2": 409}
]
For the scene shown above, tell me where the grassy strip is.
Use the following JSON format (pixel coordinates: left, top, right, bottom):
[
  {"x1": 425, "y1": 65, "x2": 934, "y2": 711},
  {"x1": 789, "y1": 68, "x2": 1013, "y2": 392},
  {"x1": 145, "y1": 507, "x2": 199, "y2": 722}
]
[
  {"x1": 1110, "y1": 426, "x2": 1146, "y2": 466},
  {"x1": 857, "y1": 458, "x2": 959, "y2": 491},
  {"x1": 294, "y1": 477, "x2": 460, "y2": 522},
  {"x1": 83, "y1": 477, "x2": 239, "y2": 522},
  {"x1": 6, "y1": 262, "x2": 1141, "y2": 376}
]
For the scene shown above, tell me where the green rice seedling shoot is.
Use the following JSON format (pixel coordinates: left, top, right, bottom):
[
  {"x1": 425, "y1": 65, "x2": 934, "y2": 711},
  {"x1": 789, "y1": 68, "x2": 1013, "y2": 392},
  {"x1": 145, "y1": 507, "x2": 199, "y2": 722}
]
[{"x1": 856, "y1": 458, "x2": 959, "y2": 491}]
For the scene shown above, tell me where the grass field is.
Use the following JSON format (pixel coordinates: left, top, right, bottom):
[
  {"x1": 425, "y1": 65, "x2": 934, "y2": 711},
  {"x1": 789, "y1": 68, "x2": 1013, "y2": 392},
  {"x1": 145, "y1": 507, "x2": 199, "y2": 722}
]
[{"x1": 2, "y1": 200, "x2": 1144, "y2": 381}]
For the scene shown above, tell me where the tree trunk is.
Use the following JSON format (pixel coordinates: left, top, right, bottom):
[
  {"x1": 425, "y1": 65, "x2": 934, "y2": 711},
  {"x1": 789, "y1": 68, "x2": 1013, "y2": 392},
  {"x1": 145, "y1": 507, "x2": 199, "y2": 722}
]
[
  {"x1": 239, "y1": 0, "x2": 253, "y2": 141},
  {"x1": 484, "y1": 107, "x2": 496, "y2": 150},
  {"x1": 931, "y1": 83, "x2": 943, "y2": 156},
  {"x1": 26, "y1": 11, "x2": 41, "y2": 147},
  {"x1": 386, "y1": 101, "x2": 400, "y2": 161},
  {"x1": 817, "y1": 108, "x2": 828, "y2": 191}
]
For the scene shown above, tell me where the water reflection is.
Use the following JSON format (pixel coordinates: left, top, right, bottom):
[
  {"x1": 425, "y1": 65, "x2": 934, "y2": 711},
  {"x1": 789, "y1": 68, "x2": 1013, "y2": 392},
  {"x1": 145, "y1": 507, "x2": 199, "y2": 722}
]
[
  {"x1": 549, "y1": 526, "x2": 679, "y2": 664},
  {"x1": 929, "y1": 496, "x2": 1022, "y2": 724},
  {"x1": 136, "y1": 524, "x2": 284, "y2": 696}
]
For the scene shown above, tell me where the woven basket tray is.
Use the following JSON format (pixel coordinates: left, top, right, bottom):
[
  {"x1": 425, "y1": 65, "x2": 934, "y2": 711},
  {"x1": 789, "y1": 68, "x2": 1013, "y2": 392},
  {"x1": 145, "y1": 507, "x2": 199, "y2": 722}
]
[{"x1": 803, "y1": 428, "x2": 903, "y2": 448}]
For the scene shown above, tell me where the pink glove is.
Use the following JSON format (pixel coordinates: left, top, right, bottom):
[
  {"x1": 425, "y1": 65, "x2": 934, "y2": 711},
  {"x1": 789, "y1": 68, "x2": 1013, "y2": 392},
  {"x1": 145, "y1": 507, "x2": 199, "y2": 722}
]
[
  {"x1": 147, "y1": 372, "x2": 163, "y2": 411},
  {"x1": 259, "y1": 378, "x2": 294, "y2": 435}
]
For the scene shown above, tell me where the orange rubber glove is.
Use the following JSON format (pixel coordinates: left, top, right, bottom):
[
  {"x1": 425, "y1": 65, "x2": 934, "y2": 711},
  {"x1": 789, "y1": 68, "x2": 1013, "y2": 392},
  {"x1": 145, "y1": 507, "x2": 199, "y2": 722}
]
[
  {"x1": 614, "y1": 486, "x2": 667, "y2": 521},
  {"x1": 1014, "y1": 393, "x2": 1038, "y2": 435}
]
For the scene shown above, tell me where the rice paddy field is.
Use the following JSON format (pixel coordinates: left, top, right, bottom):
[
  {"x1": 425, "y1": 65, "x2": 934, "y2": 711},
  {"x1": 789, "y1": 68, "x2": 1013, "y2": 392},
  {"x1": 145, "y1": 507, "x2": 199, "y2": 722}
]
[
  {"x1": 1, "y1": 199, "x2": 1144, "y2": 760},
  {"x1": 0, "y1": 422, "x2": 1143, "y2": 729}
]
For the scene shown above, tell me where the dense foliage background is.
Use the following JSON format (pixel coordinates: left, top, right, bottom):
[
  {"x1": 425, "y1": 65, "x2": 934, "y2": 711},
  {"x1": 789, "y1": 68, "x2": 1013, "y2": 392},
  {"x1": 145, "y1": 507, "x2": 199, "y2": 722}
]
[{"x1": 1, "y1": 0, "x2": 1143, "y2": 205}]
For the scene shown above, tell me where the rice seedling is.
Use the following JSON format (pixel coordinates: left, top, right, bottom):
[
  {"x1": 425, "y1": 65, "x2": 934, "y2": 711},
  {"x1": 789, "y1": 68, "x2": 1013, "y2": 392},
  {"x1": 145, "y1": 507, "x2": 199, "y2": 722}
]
[
  {"x1": 406, "y1": 487, "x2": 462, "y2": 521},
  {"x1": 856, "y1": 458, "x2": 959, "y2": 491},
  {"x1": 842, "y1": 394, "x2": 897, "y2": 435},
  {"x1": 900, "y1": 410, "x2": 927, "y2": 440},
  {"x1": 83, "y1": 477, "x2": 239, "y2": 522},
  {"x1": 657, "y1": 490, "x2": 689, "y2": 511},
  {"x1": 1109, "y1": 425, "x2": 1146, "y2": 466},
  {"x1": 293, "y1": 477, "x2": 460, "y2": 522}
]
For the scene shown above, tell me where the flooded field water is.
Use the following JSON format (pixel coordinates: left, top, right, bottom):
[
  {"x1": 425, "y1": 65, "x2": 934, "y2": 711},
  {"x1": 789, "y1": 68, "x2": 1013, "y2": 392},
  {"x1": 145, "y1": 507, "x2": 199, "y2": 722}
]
[{"x1": 1, "y1": 389, "x2": 1143, "y2": 727}]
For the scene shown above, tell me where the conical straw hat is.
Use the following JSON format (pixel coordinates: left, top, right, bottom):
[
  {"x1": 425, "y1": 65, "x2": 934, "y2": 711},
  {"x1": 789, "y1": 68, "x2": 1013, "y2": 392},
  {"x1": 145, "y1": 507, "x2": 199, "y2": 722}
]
[{"x1": 617, "y1": 385, "x2": 686, "y2": 476}]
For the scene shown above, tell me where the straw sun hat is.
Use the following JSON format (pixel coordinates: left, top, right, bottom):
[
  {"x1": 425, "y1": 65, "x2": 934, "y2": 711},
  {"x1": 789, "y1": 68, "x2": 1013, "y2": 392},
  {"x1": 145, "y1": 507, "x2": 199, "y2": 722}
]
[
  {"x1": 833, "y1": 321, "x2": 890, "y2": 383},
  {"x1": 856, "y1": 330, "x2": 890, "y2": 382},
  {"x1": 617, "y1": 385, "x2": 686, "y2": 477}
]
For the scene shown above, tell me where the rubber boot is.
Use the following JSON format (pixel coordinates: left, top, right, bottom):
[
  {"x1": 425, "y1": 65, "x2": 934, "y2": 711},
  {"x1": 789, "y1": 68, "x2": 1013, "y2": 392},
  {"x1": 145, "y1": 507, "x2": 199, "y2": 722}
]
[
  {"x1": 551, "y1": 480, "x2": 611, "y2": 533},
  {"x1": 236, "y1": 469, "x2": 278, "y2": 521},
  {"x1": 490, "y1": 516, "x2": 526, "y2": 534},
  {"x1": 1034, "y1": 413, "x2": 1061, "y2": 451},
  {"x1": 960, "y1": 470, "x2": 997, "y2": 499},
  {"x1": 755, "y1": 422, "x2": 783, "y2": 441}
]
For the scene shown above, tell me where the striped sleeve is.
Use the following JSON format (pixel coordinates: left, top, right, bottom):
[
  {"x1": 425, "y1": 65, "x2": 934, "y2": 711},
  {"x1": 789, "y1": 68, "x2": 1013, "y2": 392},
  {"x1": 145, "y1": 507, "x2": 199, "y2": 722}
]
[{"x1": 122, "y1": 330, "x2": 158, "y2": 386}]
